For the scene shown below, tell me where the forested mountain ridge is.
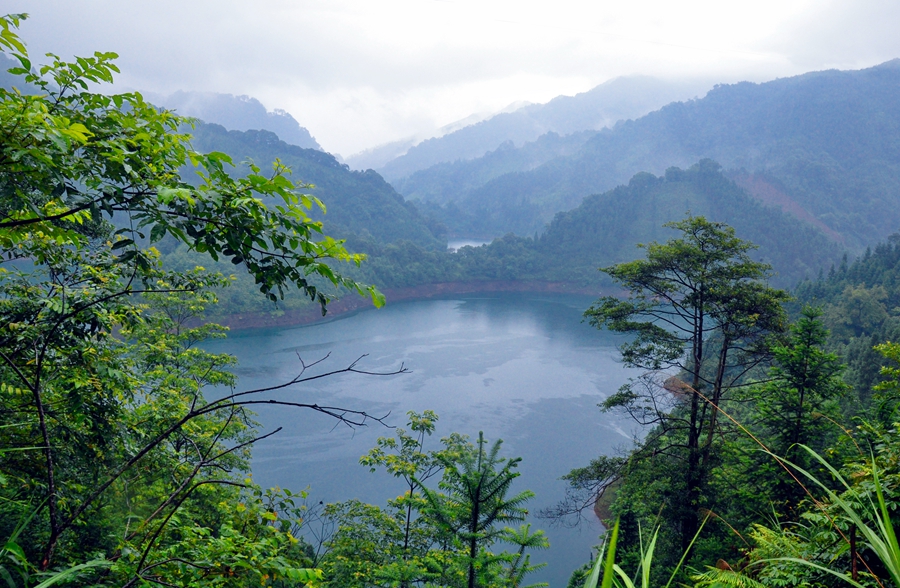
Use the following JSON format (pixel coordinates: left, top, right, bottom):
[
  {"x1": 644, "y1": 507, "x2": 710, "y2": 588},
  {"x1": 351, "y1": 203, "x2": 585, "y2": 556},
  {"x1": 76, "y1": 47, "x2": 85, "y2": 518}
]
[
  {"x1": 402, "y1": 60, "x2": 900, "y2": 246},
  {"x1": 395, "y1": 130, "x2": 598, "y2": 225},
  {"x1": 368, "y1": 76, "x2": 709, "y2": 181},
  {"x1": 533, "y1": 160, "x2": 841, "y2": 287},
  {"x1": 359, "y1": 162, "x2": 841, "y2": 292},
  {"x1": 187, "y1": 123, "x2": 446, "y2": 251}
]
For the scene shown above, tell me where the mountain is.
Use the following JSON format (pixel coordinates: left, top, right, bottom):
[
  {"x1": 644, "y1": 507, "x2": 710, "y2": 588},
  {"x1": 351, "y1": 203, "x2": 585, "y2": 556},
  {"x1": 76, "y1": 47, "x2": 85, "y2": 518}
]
[
  {"x1": 396, "y1": 130, "x2": 597, "y2": 209},
  {"x1": 403, "y1": 60, "x2": 900, "y2": 249},
  {"x1": 186, "y1": 123, "x2": 444, "y2": 250},
  {"x1": 162, "y1": 123, "x2": 447, "y2": 316},
  {"x1": 531, "y1": 161, "x2": 841, "y2": 287},
  {"x1": 364, "y1": 162, "x2": 841, "y2": 291},
  {"x1": 367, "y1": 76, "x2": 710, "y2": 181},
  {"x1": 146, "y1": 90, "x2": 322, "y2": 150},
  {"x1": 344, "y1": 104, "x2": 531, "y2": 171}
]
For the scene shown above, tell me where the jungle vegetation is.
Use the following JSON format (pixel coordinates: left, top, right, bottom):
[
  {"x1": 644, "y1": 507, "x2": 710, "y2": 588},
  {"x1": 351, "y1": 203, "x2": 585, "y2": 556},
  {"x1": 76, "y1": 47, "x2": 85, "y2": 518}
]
[{"x1": 6, "y1": 10, "x2": 900, "y2": 588}]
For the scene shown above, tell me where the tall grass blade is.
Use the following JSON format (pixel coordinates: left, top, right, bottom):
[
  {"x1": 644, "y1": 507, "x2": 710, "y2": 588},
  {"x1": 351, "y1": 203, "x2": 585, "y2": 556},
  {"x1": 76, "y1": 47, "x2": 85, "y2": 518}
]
[
  {"x1": 584, "y1": 519, "x2": 620, "y2": 588},
  {"x1": 600, "y1": 519, "x2": 619, "y2": 588},
  {"x1": 759, "y1": 444, "x2": 900, "y2": 587},
  {"x1": 663, "y1": 512, "x2": 710, "y2": 588},
  {"x1": 31, "y1": 560, "x2": 110, "y2": 588}
]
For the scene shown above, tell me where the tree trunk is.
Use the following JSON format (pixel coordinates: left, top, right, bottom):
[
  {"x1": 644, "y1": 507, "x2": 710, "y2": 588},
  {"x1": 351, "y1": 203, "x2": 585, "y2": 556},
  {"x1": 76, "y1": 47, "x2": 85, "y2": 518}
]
[{"x1": 684, "y1": 309, "x2": 704, "y2": 553}]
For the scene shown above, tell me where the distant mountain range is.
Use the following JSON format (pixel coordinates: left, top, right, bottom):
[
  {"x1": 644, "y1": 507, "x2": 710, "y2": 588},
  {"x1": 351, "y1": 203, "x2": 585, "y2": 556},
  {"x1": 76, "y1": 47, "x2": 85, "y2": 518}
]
[
  {"x1": 347, "y1": 76, "x2": 710, "y2": 180},
  {"x1": 398, "y1": 60, "x2": 900, "y2": 251},
  {"x1": 146, "y1": 91, "x2": 322, "y2": 150},
  {"x1": 343, "y1": 103, "x2": 530, "y2": 172},
  {"x1": 0, "y1": 53, "x2": 322, "y2": 152},
  {"x1": 4, "y1": 51, "x2": 892, "y2": 302}
]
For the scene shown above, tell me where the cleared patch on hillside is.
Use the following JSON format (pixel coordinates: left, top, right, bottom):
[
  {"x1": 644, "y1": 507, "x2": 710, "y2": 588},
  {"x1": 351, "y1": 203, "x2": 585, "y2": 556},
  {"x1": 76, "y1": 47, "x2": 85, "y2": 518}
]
[{"x1": 732, "y1": 173, "x2": 846, "y2": 245}]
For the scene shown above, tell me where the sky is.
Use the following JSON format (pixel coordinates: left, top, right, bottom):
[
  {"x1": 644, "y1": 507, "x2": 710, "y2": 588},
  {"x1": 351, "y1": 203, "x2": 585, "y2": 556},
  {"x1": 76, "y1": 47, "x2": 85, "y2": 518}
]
[{"x1": 11, "y1": 0, "x2": 900, "y2": 156}]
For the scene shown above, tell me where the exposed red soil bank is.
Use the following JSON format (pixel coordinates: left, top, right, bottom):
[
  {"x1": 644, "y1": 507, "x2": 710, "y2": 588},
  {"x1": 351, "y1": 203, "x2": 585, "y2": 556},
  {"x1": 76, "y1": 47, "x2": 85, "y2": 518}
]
[
  {"x1": 212, "y1": 280, "x2": 613, "y2": 331},
  {"x1": 731, "y1": 173, "x2": 846, "y2": 245}
]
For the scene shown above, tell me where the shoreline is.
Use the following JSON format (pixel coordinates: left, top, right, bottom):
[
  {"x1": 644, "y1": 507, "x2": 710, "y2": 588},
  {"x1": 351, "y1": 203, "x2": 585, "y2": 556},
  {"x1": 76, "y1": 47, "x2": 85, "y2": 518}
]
[{"x1": 208, "y1": 280, "x2": 613, "y2": 331}]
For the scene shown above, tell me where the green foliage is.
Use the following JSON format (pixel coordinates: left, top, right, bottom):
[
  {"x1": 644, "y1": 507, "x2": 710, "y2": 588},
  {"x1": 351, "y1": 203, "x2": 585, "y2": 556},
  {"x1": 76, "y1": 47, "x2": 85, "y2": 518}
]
[
  {"x1": 793, "y1": 234, "x2": 900, "y2": 409},
  {"x1": 419, "y1": 432, "x2": 535, "y2": 588},
  {"x1": 584, "y1": 305, "x2": 900, "y2": 588},
  {"x1": 743, "y1": 307, "x2": 849, "y2": 513},
  {"x1": 0, "y1": 27, "x2": 380, "y2": 311},
  {"x1": 321, "y1": 422, "x2": 545, "y2": 588},
  {"x1": 578, "y1": 516, "x2": 705, "y2": 588},
  {"x1": 0, "y1": 15, "x2": 384, "y2": 586},
  {"x1": 577, "y1": 215, "x2": 788, "y2": 555}
]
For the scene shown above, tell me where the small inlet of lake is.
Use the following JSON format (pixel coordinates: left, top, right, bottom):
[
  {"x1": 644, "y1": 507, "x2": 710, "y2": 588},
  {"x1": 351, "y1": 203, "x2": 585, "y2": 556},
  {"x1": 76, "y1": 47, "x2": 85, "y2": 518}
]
[{"x1": 447, "y1": 238, "x2": 493, "y2": 252}]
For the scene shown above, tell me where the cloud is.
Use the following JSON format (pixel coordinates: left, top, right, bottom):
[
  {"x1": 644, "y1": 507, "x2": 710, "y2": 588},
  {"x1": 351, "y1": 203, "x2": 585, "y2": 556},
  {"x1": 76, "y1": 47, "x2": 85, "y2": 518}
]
[
  {"x1": 11, "y1": 0, "x2": 900, "y2": 154},
  {"x1": 765, "y1": 0, "x2": 900, "y2": 70}
]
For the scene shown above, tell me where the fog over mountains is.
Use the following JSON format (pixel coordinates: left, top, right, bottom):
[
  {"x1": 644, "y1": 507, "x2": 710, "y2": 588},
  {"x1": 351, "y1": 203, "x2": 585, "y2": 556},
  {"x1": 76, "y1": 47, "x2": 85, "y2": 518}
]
[
  {"x1": 395, "y1": 60, "x2": 900, "y2": 250},
  {"x1": 7, "y1": 48, "x2": 896, "y2": 263},
  {"x1": 143, "y1": 90, "x2": 322, "y2": 151},
  {"x1": 347, "y1": 76, "x2": 711, "y2": 180},
  {"x1": 115, "y1": 58, "x2": 900, "y2": 263}
]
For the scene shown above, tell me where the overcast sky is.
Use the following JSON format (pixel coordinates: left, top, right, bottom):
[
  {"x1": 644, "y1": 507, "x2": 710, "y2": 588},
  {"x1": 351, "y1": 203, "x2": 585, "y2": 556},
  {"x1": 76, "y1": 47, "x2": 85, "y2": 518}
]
[{"x1": 12, "y1": 1, "x2": 900, "y2": 156}]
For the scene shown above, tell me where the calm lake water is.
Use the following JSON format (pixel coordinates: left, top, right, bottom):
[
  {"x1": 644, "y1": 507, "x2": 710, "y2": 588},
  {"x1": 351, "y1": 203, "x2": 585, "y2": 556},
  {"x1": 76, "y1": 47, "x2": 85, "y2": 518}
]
[{"x1": 205, "y1": 292, "x2": 641, "y2": 587}]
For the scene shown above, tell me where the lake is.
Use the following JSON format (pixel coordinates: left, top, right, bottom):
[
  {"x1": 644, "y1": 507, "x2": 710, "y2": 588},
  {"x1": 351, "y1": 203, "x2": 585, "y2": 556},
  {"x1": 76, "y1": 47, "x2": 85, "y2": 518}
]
[{"x1": 204, "y1": 291, "x2": 641, "y2": 587}]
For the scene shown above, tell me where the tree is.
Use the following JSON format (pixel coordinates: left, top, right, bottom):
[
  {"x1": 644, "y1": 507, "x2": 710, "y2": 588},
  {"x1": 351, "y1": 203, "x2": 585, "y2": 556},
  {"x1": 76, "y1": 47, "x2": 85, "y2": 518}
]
[
  {"x1": 0, "y1": 13, "x2": 392, "y2": 584},
  {"x1": 755, "y1": 308, "x2": 846, "y2": 462},
  {"x1": 579, "y1": 216, "x2": 788, "y2": 551},
  {"x1": 419, "y1": 432, "x2": 535, "y2": 588},
  {"x1": 323, "y1": 421, "x2": 546, "y2": 588},
  {"x1": 358, "y1": 411, "x2": 469, "y2": 565},
  {"x1": 0, "y1": 13, "x2": 381, "y2": 311}
]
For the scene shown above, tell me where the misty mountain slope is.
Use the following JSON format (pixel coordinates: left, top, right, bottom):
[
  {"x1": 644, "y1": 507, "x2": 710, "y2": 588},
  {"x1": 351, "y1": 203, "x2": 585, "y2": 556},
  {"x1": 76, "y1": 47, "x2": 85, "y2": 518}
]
[
  {"x1": 394, "y1": 130, "x2": 598, "y2": 205},
  {"x1": 147, "y1": 90, "x2": 322, "y2": 150},
  {"x1": 410, "y1": 60, "x2": 900, "y2": 246},
  {"x1": 532, "y1": 160, "x2": 841, "y2": 287},
  {"x1": 369, "y1": 76, "x2": 709, "y2": 181},
  {"x1": 344, "y1": 109, "x2": 512, "y2": 171},
  {"x1": 187, "y1": 123, "x2": 444, "y2": 250},
  {"x1": 0, "y1": 55, "x2": 322, "y2": 152},
  {"x1": 363, "y1": 162, "x2": 841, "y2": 291}
]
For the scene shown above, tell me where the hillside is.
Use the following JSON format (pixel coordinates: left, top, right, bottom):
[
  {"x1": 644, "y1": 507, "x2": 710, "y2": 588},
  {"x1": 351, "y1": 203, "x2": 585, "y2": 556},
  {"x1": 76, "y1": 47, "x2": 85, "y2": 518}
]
[
  {"x1": 364, "y1": 162, "x2": 841, "y2": 292},
  {"x1": 402, "y1": 60, "x2": 900, "y2": 247},
  {"x1": 396, "y1": 130, "x2": 597, "y2": 218},
  {"x1": 161, "y1": 124, "x2": 446, "y2": 317},
  {"x1": 187, "y1": 123, "x2": 445, "y2": 250},
  {"x1": 367, "y1": 76, "x2": 709, "y2": 181}
]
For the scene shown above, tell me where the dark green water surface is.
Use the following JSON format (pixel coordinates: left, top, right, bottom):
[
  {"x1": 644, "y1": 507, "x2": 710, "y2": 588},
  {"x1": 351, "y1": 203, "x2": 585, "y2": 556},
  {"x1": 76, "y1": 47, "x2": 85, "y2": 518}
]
[{"x1": 204, "y1": 292, "x2": 641, "y2": 587}]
